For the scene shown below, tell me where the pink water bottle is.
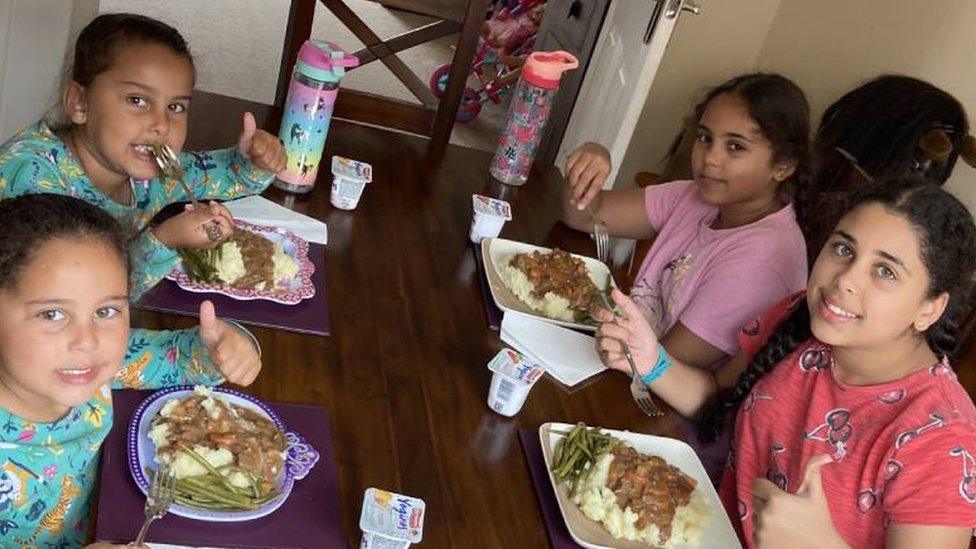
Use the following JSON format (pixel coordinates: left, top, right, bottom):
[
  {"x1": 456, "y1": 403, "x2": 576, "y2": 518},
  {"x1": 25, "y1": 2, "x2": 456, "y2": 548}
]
[
  {"x1": 490, "y1": 51, "x2": 578, "y2": 186},
  {"x1": 274, "y1": 40, "x2": 358, "y2": 193}
]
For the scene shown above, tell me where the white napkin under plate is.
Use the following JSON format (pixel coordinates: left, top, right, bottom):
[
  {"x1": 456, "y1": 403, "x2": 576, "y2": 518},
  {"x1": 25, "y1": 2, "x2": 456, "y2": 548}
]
[
  {"x1": 500, "y1": 311, "x2": 607, "y2": 387},
  {"x1": 224, "y1": 195, "x2": 327, "y2": 245}
]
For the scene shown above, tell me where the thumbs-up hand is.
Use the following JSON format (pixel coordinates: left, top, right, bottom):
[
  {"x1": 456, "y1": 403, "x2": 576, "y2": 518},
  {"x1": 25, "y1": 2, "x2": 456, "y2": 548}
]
[
  {"x1": 237, "y1": 112, "x2": 287, "y2": 173},
  {"x1": 751, "y1": 455, "x2": 848, "y2": 548},
  {"x1": 199, "y1": 300, "x2": 262, "y2": 386}
]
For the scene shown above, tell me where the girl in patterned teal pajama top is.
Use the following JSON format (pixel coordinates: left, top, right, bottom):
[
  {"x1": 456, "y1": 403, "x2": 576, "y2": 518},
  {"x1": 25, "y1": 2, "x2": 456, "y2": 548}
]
[
  {"x1": 0, "y1": 13, "x2": 287, "y2": 300},
  {"x1": 0, "y1": 193, "x2": 264, "y2": 548}
]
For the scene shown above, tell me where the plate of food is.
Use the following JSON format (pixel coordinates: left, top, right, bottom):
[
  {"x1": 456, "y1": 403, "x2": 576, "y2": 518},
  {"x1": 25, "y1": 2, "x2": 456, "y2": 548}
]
[
  {"x1": 481, "y1": 237, "x2": 615, "y2": 331},
  {"x1": 168, "y1": 220, "x2": 315, "y2": 305},
  {"x1": 540, "y1": 422, "x2": 740, "y2": 549},
  {"x1": 127, "y1": 385, "x2": 319, "y2": 522}
]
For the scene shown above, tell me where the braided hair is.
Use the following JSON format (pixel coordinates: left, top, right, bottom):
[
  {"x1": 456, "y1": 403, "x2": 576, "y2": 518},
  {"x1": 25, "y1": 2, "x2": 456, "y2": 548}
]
[
  {"x1": 0, "y1": 194, "x2": 128, "y2": 290},
  {"x1": 697, "y1": 177, "x2": 976, "y2": 442}
]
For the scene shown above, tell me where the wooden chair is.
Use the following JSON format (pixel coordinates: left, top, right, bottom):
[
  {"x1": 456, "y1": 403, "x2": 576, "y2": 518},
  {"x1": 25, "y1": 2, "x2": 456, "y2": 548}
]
[{"x1": 277, "y1": 0, "x2": 491, "y2": 158}]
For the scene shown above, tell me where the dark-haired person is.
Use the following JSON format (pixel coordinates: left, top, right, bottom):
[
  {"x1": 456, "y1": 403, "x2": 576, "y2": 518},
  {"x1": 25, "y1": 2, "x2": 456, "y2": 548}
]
[
  {"x1": 596, "y1": 178, "x2": 976, "y2": 548},
  {"x1": 798, "y1": 74, "x2": 972, "y2": 264},
  {"x1": 563, "y1": 73, "x2": 813, "y2": 479},
  {"x1": 0, "y1": 193, "x2": 261, "y2": 546},
  {"x1": 0, "y1": 13, "x2": 286, "y2": 298},
  {"x1": 563, "y1": 73, "x2": 812, "y2": 375}
]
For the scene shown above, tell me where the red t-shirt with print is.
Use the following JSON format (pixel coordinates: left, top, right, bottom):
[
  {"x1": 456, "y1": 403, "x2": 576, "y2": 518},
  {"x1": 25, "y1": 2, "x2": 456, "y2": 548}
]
[{"x1": 720, "y1": 295, "x2": 976, "y2": 548}]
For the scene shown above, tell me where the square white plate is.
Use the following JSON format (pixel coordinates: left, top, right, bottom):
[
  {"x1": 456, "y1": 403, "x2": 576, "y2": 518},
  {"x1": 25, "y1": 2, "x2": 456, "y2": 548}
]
[
  {"x1": 481, "y1": 237, "x2": 613, "y2": 332},
  {"x1": 539, "y1": 422, "x2": 741, "y2": 549}
]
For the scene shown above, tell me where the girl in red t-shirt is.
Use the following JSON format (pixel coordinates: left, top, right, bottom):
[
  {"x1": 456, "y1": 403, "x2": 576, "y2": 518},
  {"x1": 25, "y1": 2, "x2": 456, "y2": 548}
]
[{"x1": 595, "y1": 178, "x2": 976, "y2": 548}]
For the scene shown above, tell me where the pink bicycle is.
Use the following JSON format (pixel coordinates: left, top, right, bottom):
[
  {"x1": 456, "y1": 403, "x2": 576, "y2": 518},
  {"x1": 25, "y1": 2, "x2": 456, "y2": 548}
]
[{"x1": 428, "y1": 0, "x2": 547, "y2": 123}]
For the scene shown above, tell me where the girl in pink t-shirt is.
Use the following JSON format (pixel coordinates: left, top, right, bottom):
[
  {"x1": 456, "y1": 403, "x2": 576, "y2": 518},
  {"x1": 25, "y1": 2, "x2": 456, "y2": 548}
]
[
  {"x1": 596, "y1": 178, "x2": 976, "y2": 547},
  {"x1": 563, "y1": 73, "x2": 811, "y2": 373}
]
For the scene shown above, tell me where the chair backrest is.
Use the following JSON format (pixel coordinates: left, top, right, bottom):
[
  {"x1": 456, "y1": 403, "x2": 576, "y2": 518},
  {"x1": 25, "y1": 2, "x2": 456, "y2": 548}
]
[{"x1": 277, "y1": 0, "x2": 491, "y2": 158}]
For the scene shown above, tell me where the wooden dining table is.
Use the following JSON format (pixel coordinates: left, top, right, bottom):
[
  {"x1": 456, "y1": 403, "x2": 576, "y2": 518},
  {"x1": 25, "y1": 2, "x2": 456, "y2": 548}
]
[{"x1": 122, "y1": 90, "x2": 682, "y2": 548}]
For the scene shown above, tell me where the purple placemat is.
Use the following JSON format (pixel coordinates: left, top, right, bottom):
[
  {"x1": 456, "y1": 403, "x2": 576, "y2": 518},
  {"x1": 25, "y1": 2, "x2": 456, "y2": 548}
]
[
  {"x1": 95, "y1": 389, "x2": 344, "y2": 548},
  {"x1": 519, "y1": 428, "x2": 581, "y2": 549},
  {"x1": 137, "y1": 243, "x2": 331, "y2": 337},
  {"x1": 472, "y1": 243, "x2": 502, "y2": 331}
]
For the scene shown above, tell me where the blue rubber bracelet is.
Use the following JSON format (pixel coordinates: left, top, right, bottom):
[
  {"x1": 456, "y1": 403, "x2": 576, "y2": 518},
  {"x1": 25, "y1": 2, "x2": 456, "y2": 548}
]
[{"x1": 640, "y1": 344, "x2": 672, "y2": 385}]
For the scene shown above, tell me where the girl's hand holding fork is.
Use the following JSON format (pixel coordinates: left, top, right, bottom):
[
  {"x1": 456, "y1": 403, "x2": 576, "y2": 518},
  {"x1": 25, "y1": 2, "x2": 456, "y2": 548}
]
[{"x1": 593, "y1": 288, "x2": 660, "y2": 376}]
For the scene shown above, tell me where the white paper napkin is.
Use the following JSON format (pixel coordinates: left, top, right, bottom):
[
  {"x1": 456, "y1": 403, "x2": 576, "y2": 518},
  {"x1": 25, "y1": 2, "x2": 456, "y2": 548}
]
[
  {"x1": 224, "y1": 195, "x2": 328, "y2": 245},
  {"x1": 500, "y1": 311, "x2": 607, "y2": 387}
]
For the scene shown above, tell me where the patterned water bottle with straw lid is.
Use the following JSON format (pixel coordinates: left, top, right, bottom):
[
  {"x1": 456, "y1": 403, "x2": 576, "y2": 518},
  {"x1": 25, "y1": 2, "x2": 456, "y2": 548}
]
[
  {"x1": 274, "y1": 40, "x2": 358, "y2": 193},
  {"x1": 490, "y1": 51, "x2": 578, "y2": 186}
]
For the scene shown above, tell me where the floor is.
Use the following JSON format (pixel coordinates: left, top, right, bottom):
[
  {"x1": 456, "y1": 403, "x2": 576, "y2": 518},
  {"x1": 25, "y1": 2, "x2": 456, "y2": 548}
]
[{"x1": 98, "y1": 0, "x2": 508, "y2": 151}]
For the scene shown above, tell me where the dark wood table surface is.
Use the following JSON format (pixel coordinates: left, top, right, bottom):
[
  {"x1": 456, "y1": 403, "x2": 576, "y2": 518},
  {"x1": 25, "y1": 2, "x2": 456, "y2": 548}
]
[{"x1": 127, "y1": 91, "x2": 681, "y2": 548}]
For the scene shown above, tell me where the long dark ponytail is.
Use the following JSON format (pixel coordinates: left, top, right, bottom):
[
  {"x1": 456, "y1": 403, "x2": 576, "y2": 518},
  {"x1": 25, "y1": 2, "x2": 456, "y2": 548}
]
[{"x1": 697, "y1": 177, "x2": 976, "y2": 442}]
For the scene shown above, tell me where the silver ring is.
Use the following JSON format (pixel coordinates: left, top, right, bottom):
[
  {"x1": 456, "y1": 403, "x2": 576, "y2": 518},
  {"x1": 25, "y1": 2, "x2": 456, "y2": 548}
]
[{"x1": 205, "y1": 223, "x2": 223, "y2": 243}]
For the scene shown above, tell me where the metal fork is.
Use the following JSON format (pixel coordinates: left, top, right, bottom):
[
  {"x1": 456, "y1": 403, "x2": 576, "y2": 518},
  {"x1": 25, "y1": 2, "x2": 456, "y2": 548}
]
[
  {"x1": 584, "y1": 204, "x2": 610, "y2": 264},
  {"x1": 596, "y1": 275, "x2": 664, "y2": 418},
  {"x1": 150, "y1": 142, "x2": 223, "y2": 243},
  {"x1": 134, "y1": 466, "x2": 177, "y2": 545}
]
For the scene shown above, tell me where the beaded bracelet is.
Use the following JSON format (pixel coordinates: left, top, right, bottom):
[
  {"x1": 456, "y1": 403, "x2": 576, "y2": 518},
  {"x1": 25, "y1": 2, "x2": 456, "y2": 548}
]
[{"x1": 639, "y1": 344, "x2": 672, "y2": 385}]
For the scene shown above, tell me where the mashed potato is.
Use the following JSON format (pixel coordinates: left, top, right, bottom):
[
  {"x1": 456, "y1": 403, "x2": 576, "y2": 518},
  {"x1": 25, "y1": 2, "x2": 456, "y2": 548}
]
[
  {"x1": 212, "y1": 240, "x2": 299, "y2": 288},
  {"x1": 149, "y1": 387, "x2": 251, "y2": 488},
  {"x1": 213, "y1": 242, "x2": 247, "y2": 286},
  {"x1": 571, "y1": 453, "x2": 710, "y2": 547},
  {"x1": 499, "y1": 255, "x2": 575, "y2": 322},
  {"x1": 272, "y1": 245, "x2": 300, "y2": 281}
]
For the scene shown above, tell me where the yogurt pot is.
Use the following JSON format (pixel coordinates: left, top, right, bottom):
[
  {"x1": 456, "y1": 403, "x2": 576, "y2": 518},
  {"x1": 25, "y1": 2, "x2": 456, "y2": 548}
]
[
  {"x1": 486, "y1": 348, "x2": 545, "y2": 416},
  {"x1": 331, "y1": 156, "x2": 373, "y2": 210},
  {"x1": 359, "y1": 488, "x2": 425, "y2": 547},
  {"x1": 469, "y1": 194, "x2": 512, "y2": 243},
  {"x1": 361, "y1": 531, "x2": 410, "y2": 549}
]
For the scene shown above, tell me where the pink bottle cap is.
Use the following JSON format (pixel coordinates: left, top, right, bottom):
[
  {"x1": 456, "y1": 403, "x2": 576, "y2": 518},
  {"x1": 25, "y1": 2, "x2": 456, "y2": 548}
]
[
  {"x1": 521, "y1": 51, "x2": 579, "y2": 90},
  {"x1": 297, "y1": 40, "x2": 359, "y2": 72}
]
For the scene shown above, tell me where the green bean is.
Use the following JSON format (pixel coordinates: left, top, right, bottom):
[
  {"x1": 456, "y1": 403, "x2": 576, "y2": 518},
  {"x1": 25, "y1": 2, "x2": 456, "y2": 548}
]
[
  {"x1": 162, "y1": 448, "x2": 282, "y2": 512},
  {"x1": 177, "y1": 442, "x2": 241, "y2": 494},
  {"x1": 180, "y1": 478, "x2": 253, "y2": 507},
  {"x1": 554, "y1": 425, "x2": 583, "y2": 468},
  {"x1": 550, "y1": 423, "x2": 617, "y2": 485},
  {"x1": 175, "y1": 494, "x2": 237, "y2": 509}
]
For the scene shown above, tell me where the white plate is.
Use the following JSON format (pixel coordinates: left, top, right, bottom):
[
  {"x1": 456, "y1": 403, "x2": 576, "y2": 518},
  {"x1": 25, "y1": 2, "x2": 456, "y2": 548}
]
[
  {"x1": 127, "y1": 386, "x2": 318, "y2": 522},
  {"x1": 481, "y1": 237, "x2": 614, "y2": 332},
  {"x1": 166, "y1": 220, "x2": 316, "y2": 305},
  {"x1": 540, "y1": 422, "x2": 741, "y2": 549}
]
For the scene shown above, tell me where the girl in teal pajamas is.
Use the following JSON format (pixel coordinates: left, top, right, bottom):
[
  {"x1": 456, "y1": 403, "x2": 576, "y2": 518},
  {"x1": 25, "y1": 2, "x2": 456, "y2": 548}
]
[
  {"x1": 0, "y1": 193, "x2": 263, "y2": 548},
  {"x1": 0, "y1": 13, "x2": 287, "y2": 299}
]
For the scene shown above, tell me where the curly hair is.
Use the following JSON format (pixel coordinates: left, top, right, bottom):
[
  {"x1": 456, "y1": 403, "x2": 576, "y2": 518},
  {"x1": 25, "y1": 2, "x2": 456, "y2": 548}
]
[
  {"x1": 0, "y1": 194, "x2": 128, "y2": 290},
  {"x1": 697, "y1": 177, "x2": 976, "y2": 442}
]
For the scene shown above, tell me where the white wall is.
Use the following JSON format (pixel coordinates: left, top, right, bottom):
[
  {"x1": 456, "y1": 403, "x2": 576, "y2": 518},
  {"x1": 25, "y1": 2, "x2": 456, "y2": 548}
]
[
  {"x1": 755, "y1": 0, "x2": 976, "y2": 210},
  {"x1": 620, "y1": 0, "x2": 976, "y2": 211},
  {"x1": 0, "y1": 0, "x2": 96, "y2": 141}
]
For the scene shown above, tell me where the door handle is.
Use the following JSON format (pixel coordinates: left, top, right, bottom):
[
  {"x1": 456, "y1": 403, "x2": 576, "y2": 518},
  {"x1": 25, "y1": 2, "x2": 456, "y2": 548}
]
[{"x1": 665, "y1": 0, "x2": 702, "y2": 19}]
